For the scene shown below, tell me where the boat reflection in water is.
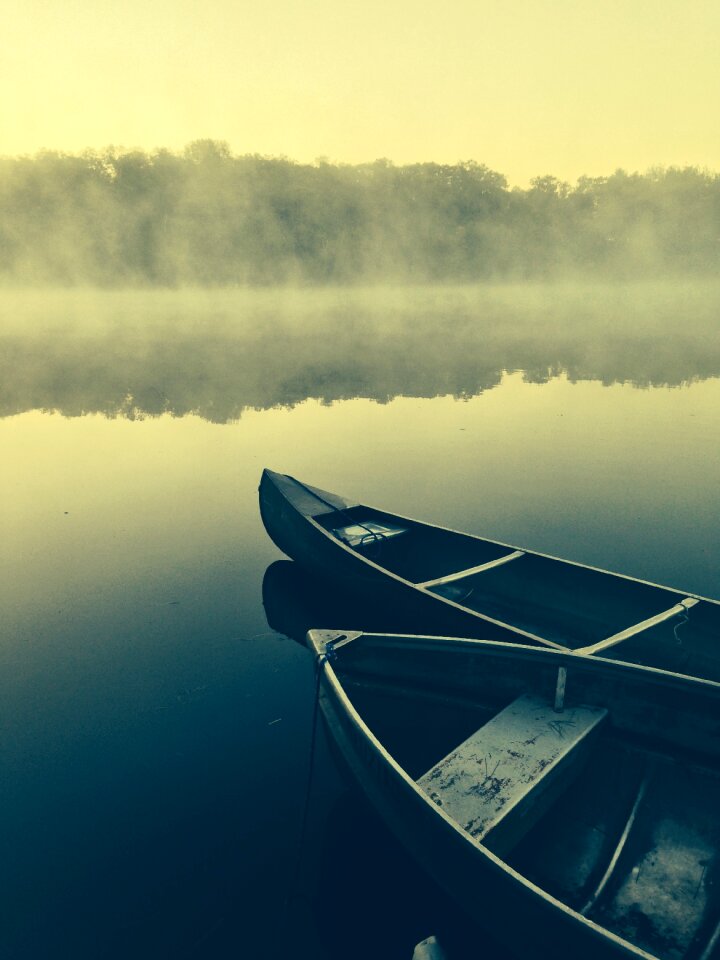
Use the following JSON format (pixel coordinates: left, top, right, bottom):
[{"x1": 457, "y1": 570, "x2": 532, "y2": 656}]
[
  {"x1": 262, "y1": 559, "x2": 413, "y2": 648},
  {"x1": 262, "y1": 560, "x2": 515, "y2": 960}
]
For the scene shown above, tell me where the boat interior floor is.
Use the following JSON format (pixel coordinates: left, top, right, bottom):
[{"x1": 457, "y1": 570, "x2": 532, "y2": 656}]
[{"x1": 509, "y1": 747, "x2": 720, "y2": 960}]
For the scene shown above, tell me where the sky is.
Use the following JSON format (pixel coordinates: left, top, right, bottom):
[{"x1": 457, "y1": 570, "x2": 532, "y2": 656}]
[{"x1": 1, "y1": 0, "x2": 719, "y2": 186}]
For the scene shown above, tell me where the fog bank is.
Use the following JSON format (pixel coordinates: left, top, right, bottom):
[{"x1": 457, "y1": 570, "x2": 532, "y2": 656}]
[
  {"x1": 1, "y1": 143, "x2": 719, "y2": 286},
  {"x1": 2, "y1": 284, "x2": 719, "y2": 420}
]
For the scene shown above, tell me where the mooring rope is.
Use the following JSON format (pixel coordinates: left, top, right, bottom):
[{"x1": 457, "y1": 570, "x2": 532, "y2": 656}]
[
  {"x1": 673, "y1": 608, "x2": 690, "y2": 645},
  {"x1": 277, "y1": 653, "x2": 325, "y2": 951}
]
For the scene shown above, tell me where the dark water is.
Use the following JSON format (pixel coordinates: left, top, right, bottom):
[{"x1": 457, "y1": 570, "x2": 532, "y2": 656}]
[{"x1": 2, "y1": 285, "x2": 720, "y2": 959}]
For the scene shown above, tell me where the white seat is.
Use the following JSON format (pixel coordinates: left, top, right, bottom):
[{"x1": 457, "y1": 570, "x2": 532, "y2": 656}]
[{"x1": 418, "y1": 693, "x2": 607, "y2": 855}]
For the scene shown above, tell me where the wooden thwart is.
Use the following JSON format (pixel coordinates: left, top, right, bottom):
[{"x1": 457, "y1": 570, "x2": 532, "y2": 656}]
[
  {"x1": 576, "y1": 597, "x2": 699, "y2": 657},
  {"x1": 417, "y1": 550, "x2": 525, "y2": 590},
  {"x1": 418, "y1": 693, "x2": 607, "y2": 855}
]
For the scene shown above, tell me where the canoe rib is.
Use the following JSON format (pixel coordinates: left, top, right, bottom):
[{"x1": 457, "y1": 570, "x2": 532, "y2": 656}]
[
  {"x1": 699, "y1": 919, "x2": 720, "y2": 960},
  {"x1": 580, "y1": 771, "x2": 650, "y2": 916},
  {"x1": 576, "y1": 597, "x2": 699, "y2": 656},
  {"x1": 416, "y1": 550, "x2": 526, "y2": 589}
]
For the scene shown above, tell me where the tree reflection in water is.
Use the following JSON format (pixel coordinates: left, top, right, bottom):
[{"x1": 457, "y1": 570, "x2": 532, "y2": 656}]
[{"x1": 1, "y1": 283, "x2": 719, "y2": 421}]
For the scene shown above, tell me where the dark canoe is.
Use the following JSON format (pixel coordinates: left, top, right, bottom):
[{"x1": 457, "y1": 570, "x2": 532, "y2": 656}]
[
  {"x1": 307, "y1": 629, "x2": 720, "y2": 960},
  {"x1": 259, "y1": 469, "x2": 720, "y2": 682}
]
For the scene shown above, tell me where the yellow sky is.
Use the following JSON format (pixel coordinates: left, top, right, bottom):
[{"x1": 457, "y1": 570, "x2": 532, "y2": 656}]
[{"x1": 1, "y1": 0, "x2": 718, "y2": 186}]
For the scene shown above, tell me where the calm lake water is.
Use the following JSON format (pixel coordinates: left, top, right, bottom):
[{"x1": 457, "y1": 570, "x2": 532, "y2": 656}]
[{"x1": 2, "y1": 284, "x2": 720, "y2": 959}]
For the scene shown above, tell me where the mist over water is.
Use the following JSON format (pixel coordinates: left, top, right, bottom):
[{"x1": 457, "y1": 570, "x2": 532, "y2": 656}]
[{"x1": 2, "y1": 283, "x2": 720, "y2": 421}]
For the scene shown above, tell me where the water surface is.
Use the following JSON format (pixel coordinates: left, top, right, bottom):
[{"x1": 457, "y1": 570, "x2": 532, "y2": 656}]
[{"x1": 2, "y1": 284, "x2": 719, "y2": 958}]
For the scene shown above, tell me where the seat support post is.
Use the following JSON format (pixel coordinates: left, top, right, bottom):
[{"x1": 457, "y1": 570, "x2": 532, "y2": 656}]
[{"x1": 554, "y1": 666, "x2": 567, "y2": 713}]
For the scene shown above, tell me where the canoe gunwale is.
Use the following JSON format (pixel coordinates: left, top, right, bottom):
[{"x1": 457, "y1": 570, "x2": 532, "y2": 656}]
[{"x1": 311, "y1": 630, "x2": 720, "y2": 698}]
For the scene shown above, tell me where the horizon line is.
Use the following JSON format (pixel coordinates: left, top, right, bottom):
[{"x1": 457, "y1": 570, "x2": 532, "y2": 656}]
[{"x1": 1, "y1": 142, "x2": 718, "y2": 190}]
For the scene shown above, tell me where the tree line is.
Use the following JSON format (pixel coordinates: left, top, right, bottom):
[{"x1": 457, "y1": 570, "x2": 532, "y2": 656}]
[{"x1": 1, "y1": 140, "x2": 718, "y2": 285}]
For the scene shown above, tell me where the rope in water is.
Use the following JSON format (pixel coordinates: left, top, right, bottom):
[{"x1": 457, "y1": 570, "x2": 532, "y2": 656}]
[{"x1": 277, "y1": 653, "x2": 325, "y2": 952}]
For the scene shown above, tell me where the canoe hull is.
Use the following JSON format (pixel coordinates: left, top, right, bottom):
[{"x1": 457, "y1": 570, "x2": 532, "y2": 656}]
[{"x1": 260, "y1": 468, "x2": 720, "y2": 679}]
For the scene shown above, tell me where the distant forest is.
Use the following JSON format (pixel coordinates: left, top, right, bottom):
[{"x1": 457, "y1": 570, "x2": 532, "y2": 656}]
[{"x1": 1, "y1": 140, "x2": 719, "y2": 285}]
